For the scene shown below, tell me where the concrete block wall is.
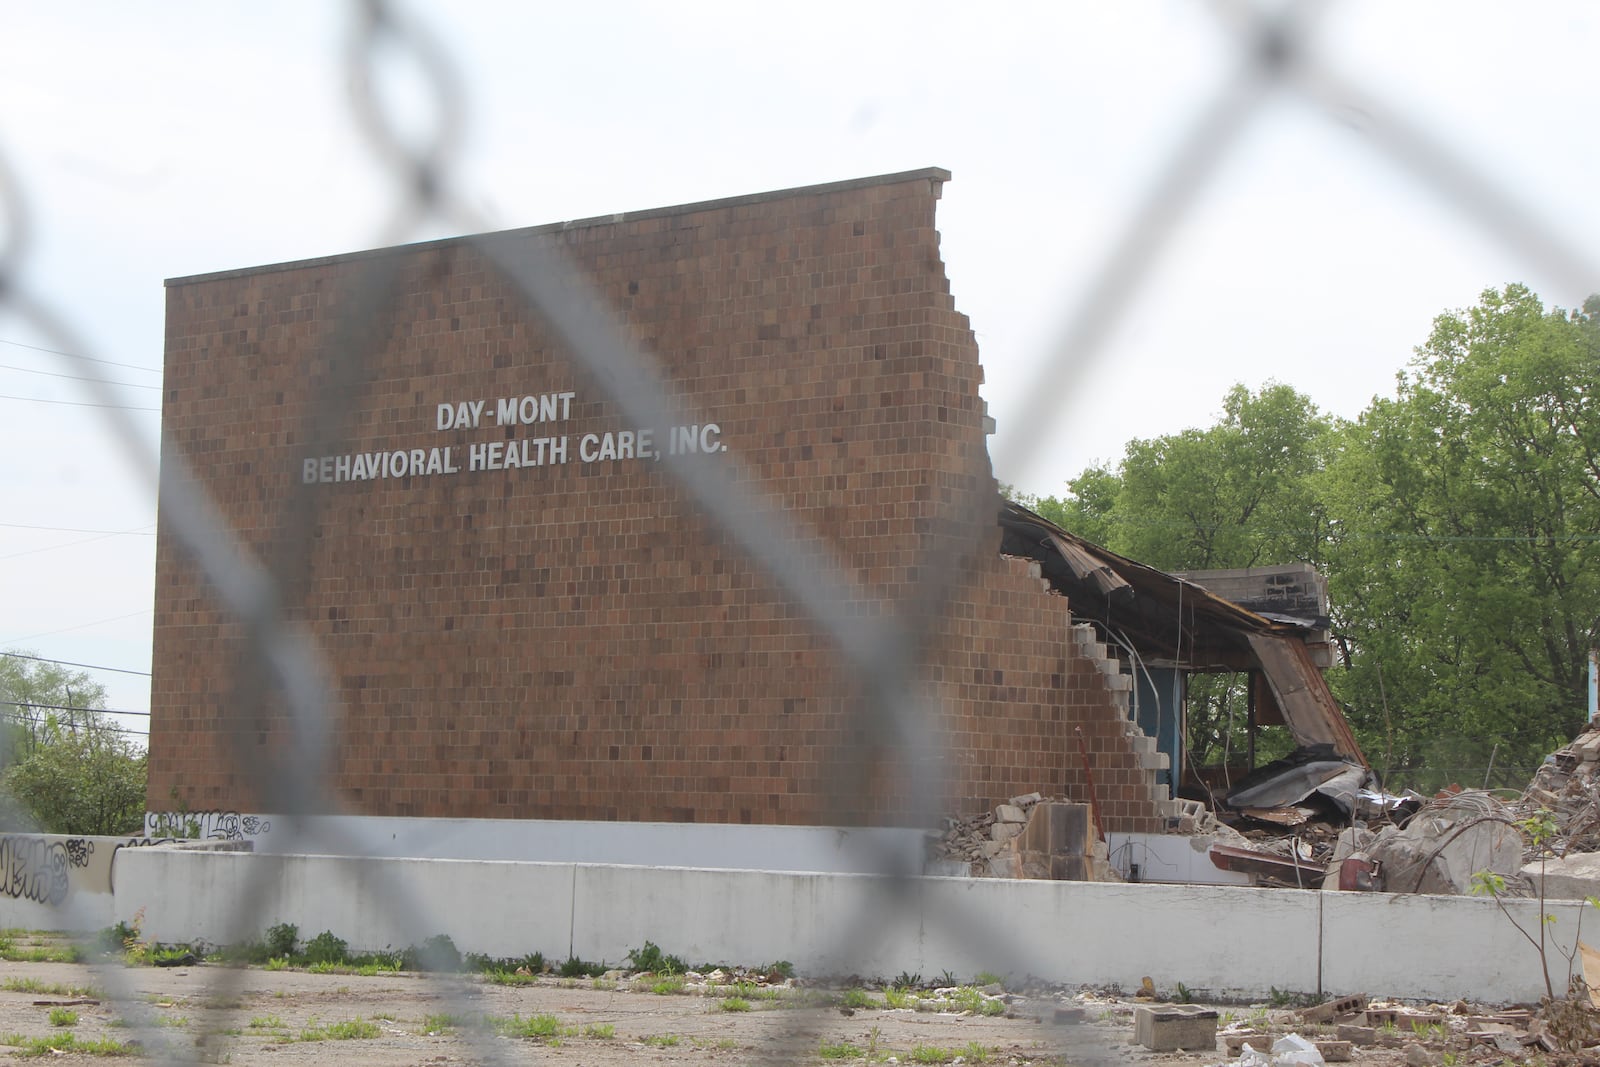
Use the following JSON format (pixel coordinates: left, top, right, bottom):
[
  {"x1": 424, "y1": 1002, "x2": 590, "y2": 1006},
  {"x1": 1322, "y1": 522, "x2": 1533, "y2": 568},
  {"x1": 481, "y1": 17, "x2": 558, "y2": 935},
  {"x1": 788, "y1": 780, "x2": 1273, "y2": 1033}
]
[
  {"x1": 150, "y1": 168, "x2": 1163, "y2": 832},
  {"x1": 104, "y1": 848, "x2": 1582, "y2": 1005}
]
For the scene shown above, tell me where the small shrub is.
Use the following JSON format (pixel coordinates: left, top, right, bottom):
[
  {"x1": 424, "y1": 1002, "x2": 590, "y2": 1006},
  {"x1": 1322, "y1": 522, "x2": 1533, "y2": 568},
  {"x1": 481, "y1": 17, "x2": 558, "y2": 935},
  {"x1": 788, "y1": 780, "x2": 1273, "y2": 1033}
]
[
  {"x1": 304, "y1": 931, "x2": 348, "y2": 965},
  {"x1": 265, "y1": 923, "x2": 298, "y2": 958},
  {"x1": 627, "y1": 940, "x2": 686, "y2": 975},
  {"x1": 558, "y1": 955, "x2": 604, "y2": 978},
  {"x1": 405, "y1": 934, "x2": 462, "y2": 973},
  {"x1": 763, "y1": 959, "x2": 796, "y2": 981}
]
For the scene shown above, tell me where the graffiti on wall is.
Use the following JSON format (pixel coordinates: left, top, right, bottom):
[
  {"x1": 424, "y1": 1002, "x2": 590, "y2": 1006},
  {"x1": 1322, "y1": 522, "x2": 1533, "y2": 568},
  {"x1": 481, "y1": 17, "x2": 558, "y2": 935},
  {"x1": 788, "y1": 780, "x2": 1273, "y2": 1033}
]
[
  {"x1": 143, "y1": 811, "x2": 272, "y2": 842},
  {"x1": 0, "y1": 836, "x2": 94, "y2": 905}
]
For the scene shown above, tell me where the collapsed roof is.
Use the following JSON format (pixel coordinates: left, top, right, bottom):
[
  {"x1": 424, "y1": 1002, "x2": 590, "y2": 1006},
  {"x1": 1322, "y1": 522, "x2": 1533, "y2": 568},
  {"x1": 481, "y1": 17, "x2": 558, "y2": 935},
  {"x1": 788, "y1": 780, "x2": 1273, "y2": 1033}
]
[{"x1": 997, "y1": 499, "x2": 1366, "y2": 767}]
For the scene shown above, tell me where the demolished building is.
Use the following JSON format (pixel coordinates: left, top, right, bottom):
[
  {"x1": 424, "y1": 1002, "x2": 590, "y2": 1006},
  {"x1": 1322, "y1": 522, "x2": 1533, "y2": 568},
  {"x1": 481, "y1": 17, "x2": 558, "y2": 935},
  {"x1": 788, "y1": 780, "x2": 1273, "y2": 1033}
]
[{"x1": 149, "y1": 169, "x2": 1186, "y2": 855}]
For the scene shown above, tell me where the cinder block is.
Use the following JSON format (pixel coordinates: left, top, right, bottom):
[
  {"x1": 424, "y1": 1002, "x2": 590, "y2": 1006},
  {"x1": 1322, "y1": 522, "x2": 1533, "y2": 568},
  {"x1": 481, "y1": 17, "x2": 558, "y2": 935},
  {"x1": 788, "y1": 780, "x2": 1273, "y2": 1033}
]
[{"x1": 1133, "y1": 1005, "x2": 1219, "y2": 1051}]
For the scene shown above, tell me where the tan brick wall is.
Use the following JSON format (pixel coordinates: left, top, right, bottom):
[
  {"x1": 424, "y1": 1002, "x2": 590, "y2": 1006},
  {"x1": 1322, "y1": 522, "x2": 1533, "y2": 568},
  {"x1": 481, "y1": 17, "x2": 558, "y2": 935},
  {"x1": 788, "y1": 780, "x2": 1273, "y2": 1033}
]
[{"x1": 149, "y1": 170, "x2": 1165, "y2": 833}]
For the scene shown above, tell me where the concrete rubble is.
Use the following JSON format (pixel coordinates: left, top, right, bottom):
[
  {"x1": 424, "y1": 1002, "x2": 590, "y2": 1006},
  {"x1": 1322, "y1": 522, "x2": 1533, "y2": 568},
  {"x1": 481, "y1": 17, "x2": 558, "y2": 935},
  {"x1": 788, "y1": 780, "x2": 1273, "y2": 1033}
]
[
  {"x1": 934, "y1": 793, "x2": 1112, "y2": 880},
  {"x1": 1071, "y1": 984, "x2": 1600, "y2": 1066}
]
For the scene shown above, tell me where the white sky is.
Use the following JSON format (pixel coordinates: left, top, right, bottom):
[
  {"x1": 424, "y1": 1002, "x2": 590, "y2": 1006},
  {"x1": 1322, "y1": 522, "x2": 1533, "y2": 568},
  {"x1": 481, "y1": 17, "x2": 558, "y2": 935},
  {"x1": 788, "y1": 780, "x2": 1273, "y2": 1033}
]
[{"x1": 2, "y1": 1, "x2": 1597, "y2": 733}]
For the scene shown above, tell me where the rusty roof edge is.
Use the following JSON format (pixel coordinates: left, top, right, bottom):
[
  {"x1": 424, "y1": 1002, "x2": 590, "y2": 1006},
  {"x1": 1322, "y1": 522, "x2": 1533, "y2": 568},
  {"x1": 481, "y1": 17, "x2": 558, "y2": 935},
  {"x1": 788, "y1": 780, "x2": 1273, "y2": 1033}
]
[{"x1": 999, "y1": 499, "x2": 1297, "y2": 636}]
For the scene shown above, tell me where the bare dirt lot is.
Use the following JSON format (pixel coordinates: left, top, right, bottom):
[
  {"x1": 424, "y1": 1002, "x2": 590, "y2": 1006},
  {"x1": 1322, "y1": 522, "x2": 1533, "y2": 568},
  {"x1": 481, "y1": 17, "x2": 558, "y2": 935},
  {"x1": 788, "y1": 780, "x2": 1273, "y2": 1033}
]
[{"x1": 0, "y1": 942, "x2": 1506, "y2": 1066}]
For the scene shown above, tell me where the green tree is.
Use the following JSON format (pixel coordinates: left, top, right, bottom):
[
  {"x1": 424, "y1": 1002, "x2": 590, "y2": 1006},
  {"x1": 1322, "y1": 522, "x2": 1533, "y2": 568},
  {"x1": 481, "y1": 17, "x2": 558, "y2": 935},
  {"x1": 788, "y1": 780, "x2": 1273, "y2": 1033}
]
[
  {"x1": 1324, "y1": 285, "x2": 1600, "y2": 784},
  {"x1": 1018, "y1": 383, "x2": 1341, "y2": 767},
  {"x1": 0, "y1": 652, "x2": 146, "y2": 835}
]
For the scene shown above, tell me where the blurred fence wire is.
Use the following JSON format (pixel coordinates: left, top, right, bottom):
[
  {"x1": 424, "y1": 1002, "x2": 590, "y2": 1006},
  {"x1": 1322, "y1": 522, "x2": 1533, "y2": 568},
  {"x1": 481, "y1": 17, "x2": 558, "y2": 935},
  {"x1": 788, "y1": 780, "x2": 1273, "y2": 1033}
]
[{"x1": 0, "y1": 0, "x2": 1597, "y2": 1063}]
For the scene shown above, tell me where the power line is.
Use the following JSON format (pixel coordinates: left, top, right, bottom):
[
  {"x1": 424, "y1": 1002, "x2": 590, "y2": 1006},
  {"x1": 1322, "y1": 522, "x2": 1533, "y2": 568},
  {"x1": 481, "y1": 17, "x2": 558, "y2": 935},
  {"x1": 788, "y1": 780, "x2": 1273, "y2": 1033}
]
[
  {"x1": 0, "y1": 651, "x2": 151, "y2": 677},
  {"x1": 0, "y1": 521, "x2": 154, "y2": 536},
  {"x1": 0, "y1": 361, "x2": 162, "y2": 390},
  {"x1": 0, "y1": 392, "x2": 159, "y2": 412},
  {"x1": 1, "y1": 700, "x2": 150, "y2": 717},
  {"x1": 3, "y1": 608, "x2": 153, "y2": 645},
  {"x1": 0, "y1": 338, "x2": 160, "y2": 375}
]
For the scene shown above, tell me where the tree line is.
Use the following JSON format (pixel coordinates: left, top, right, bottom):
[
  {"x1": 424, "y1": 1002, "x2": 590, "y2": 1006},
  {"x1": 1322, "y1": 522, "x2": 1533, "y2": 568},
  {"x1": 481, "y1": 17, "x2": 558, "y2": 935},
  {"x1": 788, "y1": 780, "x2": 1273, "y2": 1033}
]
[
  {"x1": 1014, "y1": 285, "x2": 1600, "y2": 790},
  {"x1": 0, "y1": 653, "x2": 146, "y2": 836}
]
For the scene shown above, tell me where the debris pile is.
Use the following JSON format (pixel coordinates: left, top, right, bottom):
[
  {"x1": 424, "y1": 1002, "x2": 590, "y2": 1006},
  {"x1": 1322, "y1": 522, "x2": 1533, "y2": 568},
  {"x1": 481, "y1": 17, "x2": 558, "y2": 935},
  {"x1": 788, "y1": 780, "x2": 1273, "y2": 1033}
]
[
  {"x1": 934, "y1": 793, "x2": 1112, "y2": 880},
  {"x1": 1513, "y1": 727, "x2": 1600, "y2": 854}
]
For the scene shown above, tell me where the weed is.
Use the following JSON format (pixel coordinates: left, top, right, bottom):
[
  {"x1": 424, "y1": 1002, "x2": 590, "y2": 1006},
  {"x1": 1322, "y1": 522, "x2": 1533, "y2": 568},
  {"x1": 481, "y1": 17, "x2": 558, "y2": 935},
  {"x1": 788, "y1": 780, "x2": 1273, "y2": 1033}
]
[
  {"x1": 297, "y1": 1017, "x2": 381, "y2": 1041},
  {"x1": 491, "y1": 1013, "x2": 561, "y2": 1039},
  {"x1": 584, "y1": 1023, "x2": 616, "y2": 1038},
  {"x1": 937, "y1": 969, "x2": 958, "y2": 987},
  {"x1": 893, "y1": 970, "x2": 923, "y2": 990},
  {"x1": 592, "y1": 978, "x2": 617, "y2": 991},
  {"x1": 0, "y1": 941, "x2": 83, "y2": 964},
  {"x1": 627, "y1": 940, "x2": 687, "y2": 975},
  {"x1": 884, "y1": 986, "x2": 918, "y2": 1009},
  {"x1": 642, "y1": 1034, "x2": 681, "y2": 1047},
  {"x1": 263, "y1": 957, "x2": 290, "y2": 972},
  {"x1": 974, "y1": 971, "x2": 1005, "y2": 988},
  {"x1": 156, "y1": 1014, "x2": 188, "y2": 1027},
  {"x1": 720, "y1": 997, "x2": 751, "y2": 1012},
  {"x1": 2, "y1": 978, "x2": 97, "y2": 997},
  {"x1": 303, "y1": 930, "x2": 348, "y2": 965},
  {"x1": 841, "y1": 988, "x2": 878, "y2": 1009},
  {"x1": 819, "y1": 1039, "x2": 864, "y2": 1058},
  {"x1": 763, "y1": 959, "x2": 796, "y2": 981},
  {"x1": 649, "y1": 976, "x2": 686, "y2": 995},
  {"x1": 47, "y1": 1008, "x2": 77, "y2": 1027},
  {"x1": 419, "y1": 1013, "x2": 459, "y2": 1035},
  {"x1": 1175, "y1": 981, "x2": 1194, "y2": 1004},
  {"x1": 0, "y1": 1032, "x2": 133, "y2": 1056},
  {"x1": 1268, "y1": 986, "x2": 1315, "y2": 1009},
  {"x1": 558, "y1": 955, "x2": 605, "y2": 978},
  {"x1": 484, "y1": 970, "x2": 539, "y2": 986},
  {"x1": 1442, "y1": 1053, "x2": 1461, "y2": 1067},
  {"x1": 911, "y1": 1044, "x2": 957, "y2": 1063},
  {"x1": 248, "y1": 1016, "x2": 285, "y2": 1030},
  {"x1": 961, "y1": 1041, "x2": 991, "y2": 1063}
]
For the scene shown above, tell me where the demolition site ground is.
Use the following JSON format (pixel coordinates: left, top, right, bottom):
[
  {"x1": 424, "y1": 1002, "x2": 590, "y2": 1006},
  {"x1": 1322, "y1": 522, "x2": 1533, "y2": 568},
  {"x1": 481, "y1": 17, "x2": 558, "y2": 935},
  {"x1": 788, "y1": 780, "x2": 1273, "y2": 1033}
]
[{"x1": 0, "y1": 934, "x2": 1566, "y2": 1067}]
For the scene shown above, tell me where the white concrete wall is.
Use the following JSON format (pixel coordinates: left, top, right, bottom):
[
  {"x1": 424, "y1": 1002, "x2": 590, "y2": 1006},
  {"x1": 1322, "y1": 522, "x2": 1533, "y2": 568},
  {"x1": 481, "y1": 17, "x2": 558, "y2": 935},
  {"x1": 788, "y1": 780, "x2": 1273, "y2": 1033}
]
[
  {"x1": 110, "y1": 848, "x2": 1568, "y2": 1004},
  {"x1": 150, "y1": 812, "x2": 931, "y2": 875}
]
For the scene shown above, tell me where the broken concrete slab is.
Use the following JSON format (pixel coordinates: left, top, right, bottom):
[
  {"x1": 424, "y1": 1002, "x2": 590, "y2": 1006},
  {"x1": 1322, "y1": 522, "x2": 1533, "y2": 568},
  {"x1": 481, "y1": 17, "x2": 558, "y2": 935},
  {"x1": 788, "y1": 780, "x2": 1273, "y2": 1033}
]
[
  {"x1": 1520, "y1": 850, "x2": 1600, "y2": 900},
  {"x1": 1133, "y1": 1004, "x2": 1219, "y2": 1051}
]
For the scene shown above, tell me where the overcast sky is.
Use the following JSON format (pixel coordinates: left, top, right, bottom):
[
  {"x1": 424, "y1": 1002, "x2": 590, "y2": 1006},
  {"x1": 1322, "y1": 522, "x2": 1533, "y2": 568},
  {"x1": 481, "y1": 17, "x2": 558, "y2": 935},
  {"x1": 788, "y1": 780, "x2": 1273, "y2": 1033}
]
[{"x1": 2, "y1": 1, "x2": 1597, "y2": 734}]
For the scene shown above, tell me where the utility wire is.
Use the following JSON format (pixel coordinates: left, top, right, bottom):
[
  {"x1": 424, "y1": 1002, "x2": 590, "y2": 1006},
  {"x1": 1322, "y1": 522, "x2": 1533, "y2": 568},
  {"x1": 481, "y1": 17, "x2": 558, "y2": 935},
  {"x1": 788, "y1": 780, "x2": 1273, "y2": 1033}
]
[
  {"x1": 1, "y1": 700, "x2": 150, "y2": 717},
  {"x1": 0, "y1": 651, "x2": 152, "y2": 677},
  {"x1": 0, "y1": 338, "x2": 160, "y2": 375},
  {"x1": 1, "y1": 521, "x2": 154, "y2": 536},
  {"x1": 0, "y1": 392, "x2": 159, "y2": 412},
  {"x1": 0, "y1": 360, "x2": 162, "y2": 390}
]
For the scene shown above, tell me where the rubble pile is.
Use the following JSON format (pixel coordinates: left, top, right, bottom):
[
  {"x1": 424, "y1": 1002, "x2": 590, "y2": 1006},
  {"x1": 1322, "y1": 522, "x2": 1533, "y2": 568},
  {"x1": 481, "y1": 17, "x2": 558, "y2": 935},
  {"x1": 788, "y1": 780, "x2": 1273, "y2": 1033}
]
[
  {"x1": 1514, "y1": 728, "x2": 1600, "y2": 855},
  {"x1": 934, "y1": 792, "x2": 1112, "y2": 880}
]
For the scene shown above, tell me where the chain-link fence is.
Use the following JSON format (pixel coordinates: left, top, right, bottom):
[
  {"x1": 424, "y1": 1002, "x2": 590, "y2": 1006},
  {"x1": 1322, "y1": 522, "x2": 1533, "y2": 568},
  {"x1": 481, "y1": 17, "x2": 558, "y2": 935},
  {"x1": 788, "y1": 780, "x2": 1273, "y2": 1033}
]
[{"x1": 2, "y1": 1, "x2": 1598, "y2": 1062}]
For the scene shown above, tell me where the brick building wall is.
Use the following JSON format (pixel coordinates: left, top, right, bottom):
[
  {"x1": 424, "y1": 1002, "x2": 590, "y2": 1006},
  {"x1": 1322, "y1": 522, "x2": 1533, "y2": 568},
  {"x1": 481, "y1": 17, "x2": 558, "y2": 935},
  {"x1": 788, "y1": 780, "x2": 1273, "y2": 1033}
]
[{"x1": 150, "y1": 169, "x2": 1166, "y2": 833}]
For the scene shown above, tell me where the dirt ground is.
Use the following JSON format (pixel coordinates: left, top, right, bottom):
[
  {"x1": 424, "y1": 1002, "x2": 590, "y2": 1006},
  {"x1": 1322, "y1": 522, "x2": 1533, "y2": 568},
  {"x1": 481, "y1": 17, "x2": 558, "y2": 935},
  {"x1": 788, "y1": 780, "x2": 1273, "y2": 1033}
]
[{"x1": 0, "y1": 951, "x2": 1513, "y2": 1066}]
